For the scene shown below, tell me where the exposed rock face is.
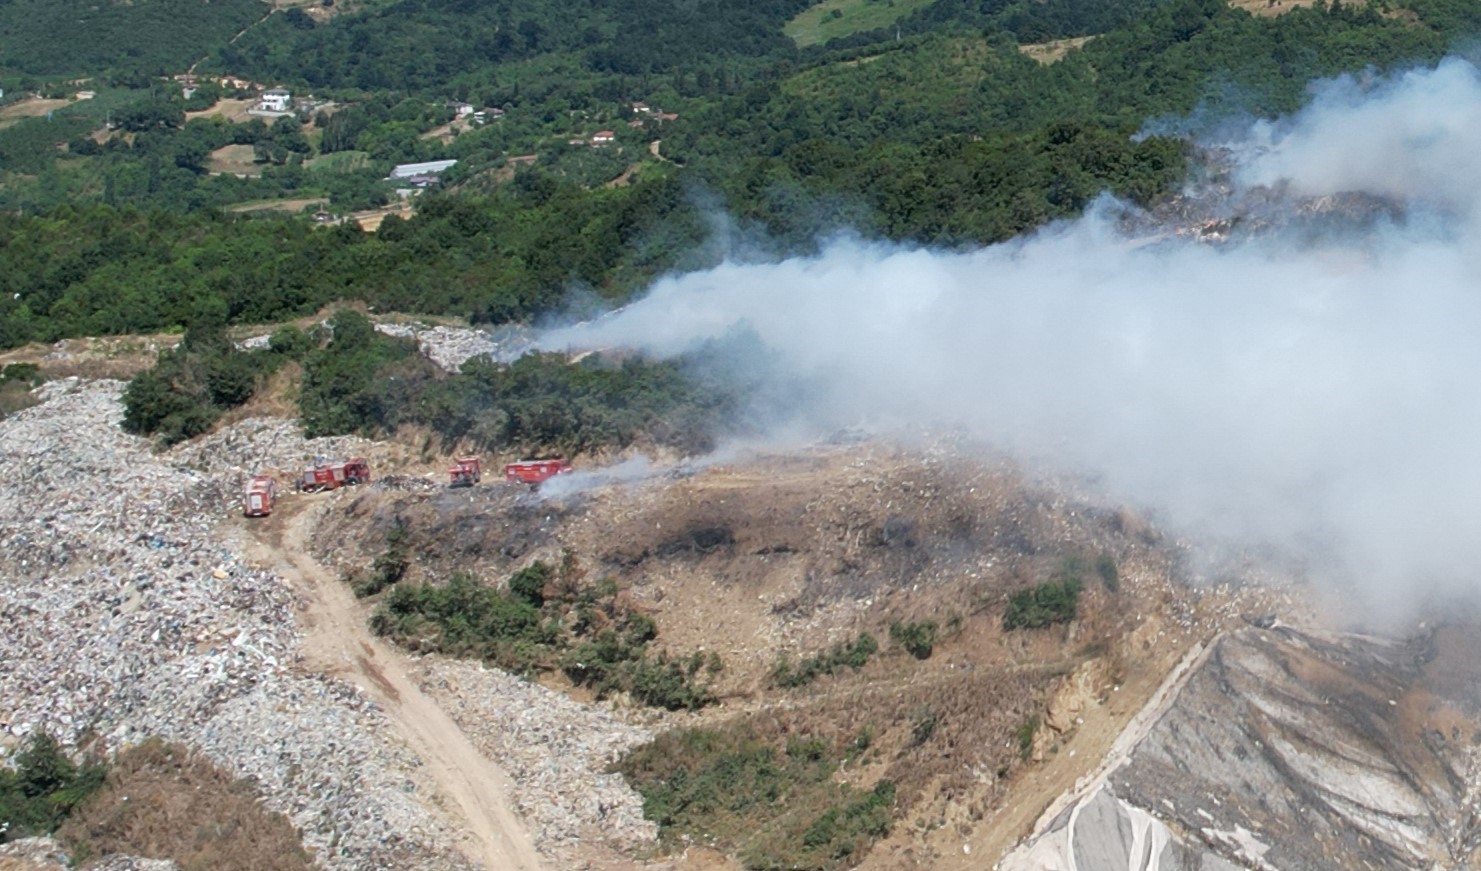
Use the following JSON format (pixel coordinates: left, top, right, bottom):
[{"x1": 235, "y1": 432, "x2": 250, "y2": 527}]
[{"x1": 1003, "y1": 625, "x2": 1481, "y2": 870}]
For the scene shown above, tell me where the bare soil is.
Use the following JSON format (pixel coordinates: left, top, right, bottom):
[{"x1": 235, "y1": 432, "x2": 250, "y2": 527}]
[
  {"x1": 239, "y1": 498, "x2": 544, "y2": 870},
  {"x1": 352, "y1": 202, "x2": 416, "y2": 231},
  {"x1": 205, "y1": 143, "x2": 262, "y2": 177},
  {"x1": 1018, "y1": 35, "x2": 1094, "y2": 64},
  {"x1": 316, "y1": 441, "x2": 1281, "y2": 867},
  {"x1": 0, "y1": 98, "x2": 70, "y2": 130},
  {"x1": 185, "y1": 98, "x2": 255, "y2": 125},
  {"x1": 227, "y1": 197, "x2": 327, "y2": 214}
]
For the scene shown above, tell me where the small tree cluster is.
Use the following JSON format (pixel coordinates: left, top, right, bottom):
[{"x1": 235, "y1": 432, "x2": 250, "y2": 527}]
[
  {"x1": 0, "y1": 732, "x2": 106, "y2": 842},
  {"x1": 889, "y1": 620, "x2": 937, "y2": 659},
  {"x1": 123, "y1": 322, "x2": 308, "y2": 445},
  {"x1": 370, "y1": 562, "x2": 719, "y2": 710},
  {"x1": 771, "y1": 632, "x2": 879, "y2": 688},
  {"x1": 349, "y1": 519, "x2": 411, "y2": 597},
  {"x1": 1003, "y1": 576, "x2": 1082, "y2": 631}
]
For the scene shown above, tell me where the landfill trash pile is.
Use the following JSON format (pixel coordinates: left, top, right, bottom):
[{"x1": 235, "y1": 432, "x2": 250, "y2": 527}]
[
  {"x1": 0, "y1": 380, "x2": 472, "y2": 870},
  {"x1": 415, "y1": 658, "x2": 658, "y2": 856}
]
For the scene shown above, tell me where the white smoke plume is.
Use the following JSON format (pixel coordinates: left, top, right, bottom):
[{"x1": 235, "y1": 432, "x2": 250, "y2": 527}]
[{"x1": 538, "y1": 59, "x2": 1481, "y2": 620}]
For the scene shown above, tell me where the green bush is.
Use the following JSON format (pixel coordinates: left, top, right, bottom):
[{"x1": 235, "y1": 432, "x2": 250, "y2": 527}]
[
  {"x1": 507, "y1": 562, "x2": 551, "y2": 607},
  {"x1": 372, "y1": 564, "x2": 717, "y2": 708},
  {"x1": 619, "y1": 725, "x2": 896, "y2": 870},
  {"x1": 1003, "y1": 577, "x2": 1082, "y2": 631},
  {"x1": 0, "y1": 363, "x2": 43, "y2": 387},
  {"x1": 0, "y1": 732, "x2": 106, "y2": 842},
  {"x1": 889, "y1": 620, "x2": 937, "y2": 660},
  {"x1": 1016, "y1": 714, "x2": 1040, "y2": 760},
  {"x1": 771, "y1": 632, "x2": 879, "y2": 688},
  {"x1": 123, "y1": 323, "x2": 285, "y2": 445},
  {"x1": 351, "y1": 520, "x2": 411, "y2": 598}
]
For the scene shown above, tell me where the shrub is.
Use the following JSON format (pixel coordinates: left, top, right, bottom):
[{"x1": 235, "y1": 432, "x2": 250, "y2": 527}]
[
  {"x1": 772, "y1": 632, "x2": 879, "y2": 688},
  {"x1": 0, "y1": 363, "x2": 42, "y2": 387},
  {"x1": 507, "y1": 562, "x2": 551, "y2": 607},
  {"x1": 0, "y1": 731, "x2": 106, "y2": 841},
  {"x1": 1096, "y1": 553, "x2": 1119, "y2": 592},
  {"x1": 889, "y1": 620, "x2": 937, "y2": 659},
  {"x1": 123, "y1": 324, "x2": 284, "y2": 444},
  {"x1": 618, "y1": 725, "x2": 896, "y2": 870},
  {"x1": 910, "y1": 706, "x2": 938, "y2": 746},
  {"x1": 1017, "y1": 714, "x2": 1040, "y2": 760},
  {"x1": 1003, "y1": 577, "x2": 1082, "y2": 631},
  {"x1": 372, "y1": 564, "x2": 717, "y2": 709},
  {"x1": 351, "y1": 519, "x2": 410, "y2": 597}
]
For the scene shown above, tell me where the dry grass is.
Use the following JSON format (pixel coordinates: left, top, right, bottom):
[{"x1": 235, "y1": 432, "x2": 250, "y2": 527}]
[
  {"x1": 419, "y1": 118, "x2": 472, "y2": 143},
  {"x1": 0, "y1": 381, "x2": 39, "y2": 419},
  {"x1": 56, "y1": 740, "x2": 314, "y2": 871},
  {"x1": 0, "y1": 98, "x2": 70, "y2": 130},
  {"x1": 227, "y1": 197, "x2": 327, "y2": 215},
  {"x1": 1018, "y1": 35, "x2": 1094, "y2": 64},
  {"x1": 326, "y1": 441, "x2": 1211, "y2": 868},
  {"x1": 205, "y1": 143, "x2": 262, "y2": 177},
  {"x1": 0, "y1": 335, "x2": 180, "y2": 381},
  {"x1": 220, "y1": 360, "x2": 304, "y2": 424},
  {"x1": 185, "y1": 98, "x2": 255, "y2": 125},
  {"x1": 352, "y1": 202, "x2": 415, "y2": 231},
  {"x1": 0, "y1": 859, "x2": 62, "y2": 871}
]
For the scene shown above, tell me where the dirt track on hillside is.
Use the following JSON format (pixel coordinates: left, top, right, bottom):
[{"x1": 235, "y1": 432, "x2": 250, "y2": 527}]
[{"x1": 243, "y1": 499, "x2": 544, "y2": 871}]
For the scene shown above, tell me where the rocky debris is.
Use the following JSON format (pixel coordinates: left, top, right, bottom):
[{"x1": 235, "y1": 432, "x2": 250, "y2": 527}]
[
  {"x1": 0, "y1": 837, "x2": 70, "y2": 869},
  {"x1": 373, "y1": 323, "x2": 531, "y2": 373},
  {"x1": 1002, "y1": 624, "x2": 1481, "y2": 870},
  {"x1": 87, "y1": 858, "x2": 178, "y2": 871},
  {"x1": 414, "y1": 658, "x2": 657, "y2": 857},
  {"x1": 171, "y1": 417, "x2": 373, "y2": 479},
  {"x1": 0, "y1": 379, "x2": 473, "y2": 870},
  {"x1": 0, "y1": 838, "x2": 175, "y2": 871}
]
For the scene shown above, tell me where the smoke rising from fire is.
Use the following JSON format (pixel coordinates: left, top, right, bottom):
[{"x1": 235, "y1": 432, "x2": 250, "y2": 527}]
[{"x1": 537, "y1": 59, "x2": 1481, "y2": 618}]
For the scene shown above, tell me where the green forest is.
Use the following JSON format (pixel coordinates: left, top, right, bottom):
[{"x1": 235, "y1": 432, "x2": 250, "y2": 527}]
[{"x1": 2, "y1": 0, "x2": 1481, "y2": 449}]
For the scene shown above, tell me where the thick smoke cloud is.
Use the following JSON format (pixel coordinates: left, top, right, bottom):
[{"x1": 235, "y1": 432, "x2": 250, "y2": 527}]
[{"x1": 538, "y1": 59, "x2": 1481, "y2": 620}]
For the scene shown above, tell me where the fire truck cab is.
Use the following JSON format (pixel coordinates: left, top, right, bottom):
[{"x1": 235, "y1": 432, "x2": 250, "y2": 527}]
[
  {"x1": 243, "y1": 475, "x2": 277, "y2": 517},
  {"x1": 449, "y1": 456, "x2": 482, "y2": 488}
]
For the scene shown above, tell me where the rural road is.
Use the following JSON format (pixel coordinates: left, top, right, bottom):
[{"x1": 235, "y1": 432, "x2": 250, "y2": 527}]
[{"x1": 245, "y1": 498, "x2": 544, "y2": 871}]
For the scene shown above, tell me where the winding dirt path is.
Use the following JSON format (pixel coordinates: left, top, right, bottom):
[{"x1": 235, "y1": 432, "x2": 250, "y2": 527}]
[{"x1": 244, "y1": 498, "x2": 544, "y2": 871}]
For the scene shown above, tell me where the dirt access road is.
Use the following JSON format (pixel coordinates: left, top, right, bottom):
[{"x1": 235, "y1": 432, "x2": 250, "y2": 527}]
[{"x1": 242, "y1": 498, "x2": 544, "y2": 871}]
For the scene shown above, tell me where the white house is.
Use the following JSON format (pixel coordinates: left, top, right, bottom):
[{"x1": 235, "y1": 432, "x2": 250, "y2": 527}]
[
  {"x1": 260, "y1": 89, "x2": 292, "y2": 112},
  {"x1": 388, "y1": 159, "x2": 458, "y2": 180}
]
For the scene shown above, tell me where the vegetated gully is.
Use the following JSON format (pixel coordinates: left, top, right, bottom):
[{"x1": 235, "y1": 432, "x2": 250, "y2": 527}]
[{"x1": 239, "y1": 495, "x2": 544, "y2": 871}]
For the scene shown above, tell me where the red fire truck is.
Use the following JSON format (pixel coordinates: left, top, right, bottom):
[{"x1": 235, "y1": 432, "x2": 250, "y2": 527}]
[
  {"x1": 449, "y1": 456, "x2": 482, "y2": 488},
  {"x1": 502, "y1": 459, "x2": 572, "y2": 485},
  {"x1": 243, "y1": 475, "x2": 277, "y2": 517},
  {"x1": 296, "y1": 457, "x2": 372, "y2": 492}
]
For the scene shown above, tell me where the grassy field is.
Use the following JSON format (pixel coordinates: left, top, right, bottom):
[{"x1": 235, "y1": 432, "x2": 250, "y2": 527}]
[
  {"x1": 306, "y1": 149, "x2": 371, "y2": 172},
  {"x1": 784, "y1": 0, "x2": 935, "y2": 48},
  {"x1": 0, "y1": 98, "x2": 70, "y2": 130},
  {"x1": 205, "y1": 143, "x2": 262, "y2": 177}
]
